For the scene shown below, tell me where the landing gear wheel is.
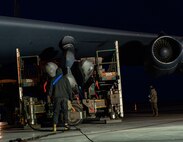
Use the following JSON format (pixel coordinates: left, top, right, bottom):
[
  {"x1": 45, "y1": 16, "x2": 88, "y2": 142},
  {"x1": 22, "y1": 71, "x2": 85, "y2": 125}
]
[{"x1": 68, "y1": 103, "x2": 83, "y2": 126}]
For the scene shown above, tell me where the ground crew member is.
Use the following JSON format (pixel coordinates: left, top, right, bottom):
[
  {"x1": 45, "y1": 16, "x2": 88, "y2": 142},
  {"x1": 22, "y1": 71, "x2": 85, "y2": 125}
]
[
  {"x1": 149, "y1": 85, "x2": 158, "y2": 117},
  {"x1": 45, "y1": 62, "x2": 73, "y2": 132}
]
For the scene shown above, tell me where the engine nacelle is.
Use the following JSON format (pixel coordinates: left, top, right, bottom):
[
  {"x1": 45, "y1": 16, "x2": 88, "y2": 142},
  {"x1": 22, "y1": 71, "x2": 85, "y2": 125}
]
[{"x1": 147, "y1": 36, "x2": 183, "y2": 76}]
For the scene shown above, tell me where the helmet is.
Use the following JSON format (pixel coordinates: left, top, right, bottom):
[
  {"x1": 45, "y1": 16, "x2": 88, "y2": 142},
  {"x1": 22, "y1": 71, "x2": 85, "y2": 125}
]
[{"x1": 45, "y1": 62, "x2": 58, "y2": 77}]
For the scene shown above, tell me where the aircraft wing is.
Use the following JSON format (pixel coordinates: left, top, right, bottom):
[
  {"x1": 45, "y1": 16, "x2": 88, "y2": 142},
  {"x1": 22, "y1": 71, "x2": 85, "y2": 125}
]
[
  {"x1": 0, "y1": 16, "x2": 182, "y2": 77},
  {"x1": 0, "y1": 16, "x2": 157, "y2": 62}
]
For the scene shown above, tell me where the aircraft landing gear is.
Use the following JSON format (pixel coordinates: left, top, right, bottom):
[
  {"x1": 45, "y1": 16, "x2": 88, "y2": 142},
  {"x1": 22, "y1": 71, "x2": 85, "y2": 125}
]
[{"x1": 68, "y1": 103, "x2": 84, "y2": 126}]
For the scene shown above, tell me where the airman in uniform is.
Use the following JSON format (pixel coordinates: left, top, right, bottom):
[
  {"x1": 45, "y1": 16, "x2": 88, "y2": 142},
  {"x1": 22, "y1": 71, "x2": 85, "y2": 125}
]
[{"x1": 149, "y1": 85, "x2": 158, "y2": 117}]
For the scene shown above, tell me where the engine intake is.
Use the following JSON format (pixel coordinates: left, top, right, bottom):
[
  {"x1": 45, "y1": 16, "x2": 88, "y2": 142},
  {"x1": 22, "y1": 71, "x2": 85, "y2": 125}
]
[{"x1": 149, "y1": 36, "x2": 183, "y2": 76}]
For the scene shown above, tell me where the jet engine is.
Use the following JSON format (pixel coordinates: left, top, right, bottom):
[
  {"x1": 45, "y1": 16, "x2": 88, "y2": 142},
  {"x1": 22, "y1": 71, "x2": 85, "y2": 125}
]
[{"x1": 148, "y1": 36, "x2": 183, "y2": 76}]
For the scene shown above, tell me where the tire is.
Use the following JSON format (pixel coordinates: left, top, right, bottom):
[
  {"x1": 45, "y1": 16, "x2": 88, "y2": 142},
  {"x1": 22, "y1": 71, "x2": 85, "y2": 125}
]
[{"x1": 68, "y1": 103, "x2": 83, "y2": 126}]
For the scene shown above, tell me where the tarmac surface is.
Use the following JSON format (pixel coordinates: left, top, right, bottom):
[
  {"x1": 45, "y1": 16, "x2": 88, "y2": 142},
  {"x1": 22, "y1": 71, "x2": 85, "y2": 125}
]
[{"x1": 1, "y1": 113, "x2": 183, "y2": 142}]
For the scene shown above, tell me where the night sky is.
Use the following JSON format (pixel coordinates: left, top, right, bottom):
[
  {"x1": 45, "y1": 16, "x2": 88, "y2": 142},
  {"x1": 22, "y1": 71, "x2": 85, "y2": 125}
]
[
  {"x1": 0, "y1": 0, "x2": 183, "y2": 112},
  {"x1": 1, "y1": 0, "x2": 183, "y2": 35}
]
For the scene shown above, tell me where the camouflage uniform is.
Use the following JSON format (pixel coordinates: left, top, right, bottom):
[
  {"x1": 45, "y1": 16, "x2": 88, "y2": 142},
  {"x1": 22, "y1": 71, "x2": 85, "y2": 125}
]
[{"x1": 149, "y1": 86, "x2": 158, "y2": 116}]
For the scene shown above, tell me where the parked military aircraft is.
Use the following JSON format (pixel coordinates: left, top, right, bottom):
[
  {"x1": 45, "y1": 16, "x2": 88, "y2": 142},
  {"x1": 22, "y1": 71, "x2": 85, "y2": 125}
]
[
  {"x1": 0, "y1": 16, "x2": 182, "y2": 78},
  {"x1": 0, "y1": 16, "x2": 183, "y2": 126}
]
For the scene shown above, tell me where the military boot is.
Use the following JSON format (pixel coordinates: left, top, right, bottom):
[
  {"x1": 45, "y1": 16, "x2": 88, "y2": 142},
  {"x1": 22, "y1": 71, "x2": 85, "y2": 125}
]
[
  {"x1": 155, "y1": 111, "x2": 159, "y2": 117},
  {"x1": 64, "y1": 123, "x2": 70, "y2": 131},
  {"x1": 53, "y1": 124, "x2": 57, "y2": 132}
]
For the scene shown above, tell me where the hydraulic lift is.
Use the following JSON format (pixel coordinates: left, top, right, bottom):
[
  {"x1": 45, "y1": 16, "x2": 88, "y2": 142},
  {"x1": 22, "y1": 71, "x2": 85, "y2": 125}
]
[{"x1": 15, "y1": 40, "x2": 123, "y2": 127}]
